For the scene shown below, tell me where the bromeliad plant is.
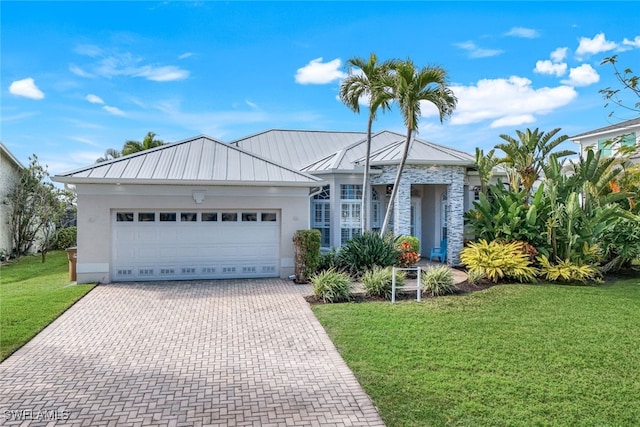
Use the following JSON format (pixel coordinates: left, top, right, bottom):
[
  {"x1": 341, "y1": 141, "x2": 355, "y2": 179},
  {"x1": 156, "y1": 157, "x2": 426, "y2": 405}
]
[{"x1": 395, "y1": 236, "x2": 420, "y2": 267}]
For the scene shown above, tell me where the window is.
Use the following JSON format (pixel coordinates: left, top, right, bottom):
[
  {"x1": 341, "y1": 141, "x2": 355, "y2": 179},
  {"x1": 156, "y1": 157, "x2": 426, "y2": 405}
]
[
  {"x1": 116, "y1": 212, "x2": 134, "y2": 222},
  {"x1": 261, "y1": 212, "x2": 277, "y2": 222},
  {"x1": 181, "y1": 212, "x2": 197, "y2": 222},
  {"x1": 160, "y1": 212, "x2": 177, "y2": 222},
  {"x1": 138, "y1": 212, "x2": 155, "y2": 222},
  {"x1": 242, "y1": 212, "x2": 257, "y2": 222},
  {"x1": 622, "y1": 132, "x2": 637, "y2": 147},
  {"x1": 312, "y1": 186, "x2": 331, "y2": 247},
  {"x1": 340, "y1": 184, "x2": 362, "y2": 245},
  {"x1": 598, "y1": 138, "x2": 613, "y2": 157},
  {"x1": 202, "y1": 212, "x2": 218, "y2": 222},
  {"x1": 222, "y1": 212, "x2": 238, "y2": 222}
]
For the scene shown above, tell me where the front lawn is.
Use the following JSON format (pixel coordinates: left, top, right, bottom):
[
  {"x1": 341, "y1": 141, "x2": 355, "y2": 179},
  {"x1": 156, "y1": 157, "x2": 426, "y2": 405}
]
[
  {"x1": 0, "y1": 251, "x2": 95, "y2": 361},
  {"x1": 313, "y1": 280, "x2": 640, "y2": 426}
]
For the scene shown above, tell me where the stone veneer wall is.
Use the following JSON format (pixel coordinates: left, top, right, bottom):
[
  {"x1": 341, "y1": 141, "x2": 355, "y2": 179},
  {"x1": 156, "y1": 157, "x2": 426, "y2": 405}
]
[{"x1": 371, "y1": 164, "x2": 466, "y2": 265}]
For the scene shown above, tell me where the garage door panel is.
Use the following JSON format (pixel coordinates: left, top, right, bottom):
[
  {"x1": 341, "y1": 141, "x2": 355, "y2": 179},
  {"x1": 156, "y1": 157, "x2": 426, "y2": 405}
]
[{"x1": 112, "y1": 210, "x2": 280, "y2": 281}]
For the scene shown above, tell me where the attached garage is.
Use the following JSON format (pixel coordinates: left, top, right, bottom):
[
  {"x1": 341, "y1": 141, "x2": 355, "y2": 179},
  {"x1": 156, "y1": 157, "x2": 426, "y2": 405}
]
[
  {"x1": 111, "y1": 209, "x2": 280, "y2": 281},
  {"x1": 52, "y1": 136, "x2": 322, "y2": 284}
]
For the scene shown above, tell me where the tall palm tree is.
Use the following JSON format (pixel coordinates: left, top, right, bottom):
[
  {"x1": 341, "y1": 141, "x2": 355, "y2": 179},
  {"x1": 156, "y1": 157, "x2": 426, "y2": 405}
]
[
  {"x1": 496, "y1": 128, "x2": 574, "y2": 199},
  {"x1": 339, "y1": 54, "x2": 396, "y2": 231},
  {"x1": 380, "y1": 60, "x2": 457, "y2": 236},
  {"x1": 121, "y1": 131, "x2": 165, "y2": 156},
  {"x1": 96, "y1": 148, "x2": 121, "y2": 163}
]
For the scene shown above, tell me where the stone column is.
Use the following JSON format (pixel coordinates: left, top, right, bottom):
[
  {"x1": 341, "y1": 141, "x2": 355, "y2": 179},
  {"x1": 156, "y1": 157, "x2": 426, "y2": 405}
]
[
  {"x1": 446, "y1": 170, "x2": 465, "y2": 265},
  {"x1": 394, "y1": 176, "x2": 412, "y2": 236}
]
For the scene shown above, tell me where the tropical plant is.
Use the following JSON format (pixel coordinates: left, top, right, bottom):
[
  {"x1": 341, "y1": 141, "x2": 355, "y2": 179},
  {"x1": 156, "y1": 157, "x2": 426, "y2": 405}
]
[
  {"x1": 293, "y1": 229, "x2": 321, "y2": 283},
  {"x1": 96, "y1": 148, "x2": 121, "y2": 163},
  {"x1": 421, "y1": 265, "x2": 457, "y2": 296},
  {"x1": 337, "y1": 232, "x2": 399, "y2": 276},
  {"x1": 340, "y1": 54, "x2": 396, "y2": 231},
  {"x1": 311, "y1": 269, "x2": 352, "y2": 303},
  {"x1": 380, "y1": 59, "x2": 457, "y2": 235},
  {"x1": 496, "y1": 128, "x2": 574, "y2": 199},
  {"x1": 395, "y1": 235, "x2": 420, "y2": 267},
  {"x1": 475, "y1": 147, "x2": 499, "y2": 195},
  {"x1": 466, "y1": 269, "x2": 486, "y2": 285},
  {"x1": 362, "y1": 266, "x2": 405, "y2": 299},
  {"x1": 599, "y1": 217, "x2": 640, "y2": 272},
  {"x1": 537, "y1": 255, "x2": 602, "y2": 284},
  {"x1": 317, "y1": 248, "x2": 339, "y2": 273},
  {"x1": 121, "y1": 131, "x2": 165, "y2": 156},
  {"x1": 460, "y1": 239, "x2": 537, "y2": 283},
  {"x1": 599, "y1": 55, "x2": 639, "y2": 115},
  {"x1": 395, "y1": 235, "x2": 419, "y2": 253}
]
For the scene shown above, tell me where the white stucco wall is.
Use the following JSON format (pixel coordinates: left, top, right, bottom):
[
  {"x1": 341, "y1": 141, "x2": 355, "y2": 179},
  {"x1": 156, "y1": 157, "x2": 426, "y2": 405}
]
[
  {"x1": 74, "y1": 183, "x2": 311, "y2": 283},
  {"x1": 0, "y1": 150, "x2": 21, "y2": 255}
]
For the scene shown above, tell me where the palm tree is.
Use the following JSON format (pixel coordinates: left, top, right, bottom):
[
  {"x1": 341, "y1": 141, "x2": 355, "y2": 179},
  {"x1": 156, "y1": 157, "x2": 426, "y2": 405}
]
[
  {"x1": 339, "y1": 54, "x2": 396, "y2": 231},
  {"x1": 96, "y1": 148, "x2": 121, "y2": 163},
  {"x1": 475, "y1": 147, "x2": 498, "y2": 195},
  {"x1": 121, "y1": 131, "x2": 165, "y2": 156},
  {"x1": 496, "y1": 128, "x2": 574, "y2": 199},
  {"x1": 380, "y1": 60, "x2": 457, "y2": 236}
]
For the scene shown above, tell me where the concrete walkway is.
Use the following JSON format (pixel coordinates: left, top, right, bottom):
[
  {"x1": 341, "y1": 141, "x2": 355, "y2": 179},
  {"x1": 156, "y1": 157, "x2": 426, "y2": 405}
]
[{"x1": 0, "y1": 280, "x2": 384, "y2": 426}]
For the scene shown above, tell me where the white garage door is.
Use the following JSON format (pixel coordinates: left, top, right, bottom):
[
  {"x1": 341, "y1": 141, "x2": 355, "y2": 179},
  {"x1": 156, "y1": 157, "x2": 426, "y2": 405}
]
[{"x1": 111, "y1": 210, "x2": 280, "y2": 281}]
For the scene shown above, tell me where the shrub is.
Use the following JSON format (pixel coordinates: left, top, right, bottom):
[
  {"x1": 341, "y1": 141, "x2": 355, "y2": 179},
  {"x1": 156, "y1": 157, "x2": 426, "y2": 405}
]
[
  {"x1": 460, "y1": 239, "x2": 537, "y2": 283},
  {"x1": 396, "y1": 238, "x2": 421, "y2": 268},
  {"x1": 293, "y1": 229, "x2": 321, "y2": 283},
  {"x1": 466, "y1": 269, "x2": 486, "y2": 285},
  {"x1": 317, "y1": 248, "x2": 339, "y2": 273},
  {"x1": 311, "y1": 269, "x2": 352, "y2": 303},
  {"x1": 421, "y1": 265, "x2": 458, "y2": 296},
  {"x1": 362, "y1": 266, "x2": 405, "y2": 299},
  {"x1": 55, "y1": 226, "x2": 77, "y2": 250},
  {"x1": 599, "y1": 217, "x2": 640, "y2": 272},
  {"x1": 537, "y1": 255, "x2": 602, "y2": 284},
  {"x1": 337, "y1": 232, "x2": 399, "y2": 276}
]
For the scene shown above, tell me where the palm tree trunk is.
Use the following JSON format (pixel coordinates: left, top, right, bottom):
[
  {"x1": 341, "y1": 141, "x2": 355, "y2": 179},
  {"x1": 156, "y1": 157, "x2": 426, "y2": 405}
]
[
  {"x1": 380, "y1": 127, "x2": 413, "y2": 236},
  {"x1": 361, "y1": 115, "x2": 374, "y2": 232}
]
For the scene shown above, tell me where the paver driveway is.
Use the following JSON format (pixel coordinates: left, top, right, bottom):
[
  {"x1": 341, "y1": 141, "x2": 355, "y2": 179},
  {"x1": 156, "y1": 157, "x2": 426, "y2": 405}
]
[{"x1": 0, "y1": 279, "x2": 384, "y2": 426}]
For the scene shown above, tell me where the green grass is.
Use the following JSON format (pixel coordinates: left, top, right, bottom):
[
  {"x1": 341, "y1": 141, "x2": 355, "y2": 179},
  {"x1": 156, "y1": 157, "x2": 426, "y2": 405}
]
[
  {"x1": 313, "y1": 281, "x2": 640, "y2": 426},
  {"x1": 0, "y1": 251, "x2": 95, "y2": 360}
]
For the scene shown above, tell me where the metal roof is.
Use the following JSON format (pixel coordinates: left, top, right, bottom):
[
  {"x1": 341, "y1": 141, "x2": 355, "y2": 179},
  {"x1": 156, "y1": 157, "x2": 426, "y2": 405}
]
[
  {"x1": 570, "y1": 117, "x2": 640, "y2": 139},
  {"x1": 52, "y1": 135, "x2": 322, "y2": 186},
  {"x1": 302, "y1": 131, "x2": 474, "y2": 172},
  {"x1": 230, "y1": 129, "x2": 367, "y2": 170}
]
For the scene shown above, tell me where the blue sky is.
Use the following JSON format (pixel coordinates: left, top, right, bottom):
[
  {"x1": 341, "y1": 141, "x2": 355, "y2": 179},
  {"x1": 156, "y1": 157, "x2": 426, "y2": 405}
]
[{"x1": 2, "y1": 1, "x2": 639, "y2": 175}]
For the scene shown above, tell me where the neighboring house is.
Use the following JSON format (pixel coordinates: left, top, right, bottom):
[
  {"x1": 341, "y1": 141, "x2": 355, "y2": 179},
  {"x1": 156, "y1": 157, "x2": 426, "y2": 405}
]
[
  {"x1": 0, "y1": 141, "x2": 24, "y2": 258},
  {"x1": 569, "y1": 117, "x2": 640, "y2": 163},
  {"x1": 53, "y1": 130, "x2": 484, "y2": 284}
]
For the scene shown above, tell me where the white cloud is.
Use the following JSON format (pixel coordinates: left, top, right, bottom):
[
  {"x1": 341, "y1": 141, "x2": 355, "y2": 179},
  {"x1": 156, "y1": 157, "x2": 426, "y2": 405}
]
[
  {"x1": 534, "y1": 60, "x2": 567, "y2": 77},
  {"x1": 74, "y1": 44, "x2": 103, "y2": 57},
  {"x1": 295, "y1": 57, "x2": 347, "y2": 84},
  {"x1": 426, "y1": 76, "x2": 577, "y2": 128},
  {"x1": 454, "y1": 41, "x2": 504, "y2": 58},
  {"x1": 505, "y1": 27, "x2": 540, "y2": 38},
  {"x1": 69, "y1": 64, "x2": 94, "y2": 78},
  {"x1": 71, "y1": 136, "x2": 101, "y2": 147},
  {"x1": 561, "y1": 64, "x2": 600, "y2": 87},
  {"x1": 86, "y1": 94, "x2": 105, "y2": 104},
  {"x1": 133, "y1": 65, "x2": 189, "y2": 82},
  {"x1": 9, "y1": 78, "x2": 45, "y2": 100},
  {"x1": 178, "y1": 52, "x2": 194, "y2": 59},
  {"x1": 103, "y1": 105, "x2": 125, "y2": 116},
  {"x1": 550, "y1": 47, "x2": 568, "y2": 63},
  {"x1": 623, "y1": 36, "x2": 640, "y2": 48},
  {"x1": 576, "y1": 33, "x2": 618, "y2": 58},
  {"x1": 245, "y1": 99, "x2": 259, "y2": 109}
]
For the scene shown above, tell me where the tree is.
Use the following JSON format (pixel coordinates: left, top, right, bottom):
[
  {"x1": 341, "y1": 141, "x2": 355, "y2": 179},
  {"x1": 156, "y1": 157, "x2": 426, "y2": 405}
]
[
  {"x1": 495, "y1": 128, "x2": 574, "y2": 200},
  {"x1": 339, "y1": 54, "x2": 396, "y2": 231},
  {"x1": 121, "y1": 131, "x2": 165, "y2": 156},
  {"x1": 600, "y1": 55, "x2": 640, "y2": 116},
  {"x1": 96, "y1": 148, "x2": 122, "y2": 163},
  {"x1": 380, "y1": 60, "x2": 457, "y2": 236},
  {"x1": 474, "y1": 147, "x2": 499, "y2": 195},
  {"x1": 3, "y1": 155, "x2": 67, "y2": 261}
]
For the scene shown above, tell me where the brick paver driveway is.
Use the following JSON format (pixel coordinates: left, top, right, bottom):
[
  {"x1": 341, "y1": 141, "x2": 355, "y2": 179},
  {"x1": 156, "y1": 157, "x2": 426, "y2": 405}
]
[{"x1": 0, "y1": 280, "x2": 384, "y2": 426}]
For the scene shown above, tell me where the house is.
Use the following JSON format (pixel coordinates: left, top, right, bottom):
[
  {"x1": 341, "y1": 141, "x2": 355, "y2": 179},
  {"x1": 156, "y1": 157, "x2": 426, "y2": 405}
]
[
  {"x1": 53, "y1": 130, "x2": 483, "y2": 284},
  {"x1": 0, "y1": 141, "x2": 24, "y2": 258},
  {"x1": 569, "y1": 117, "x2": 640, "y2": 163}
]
